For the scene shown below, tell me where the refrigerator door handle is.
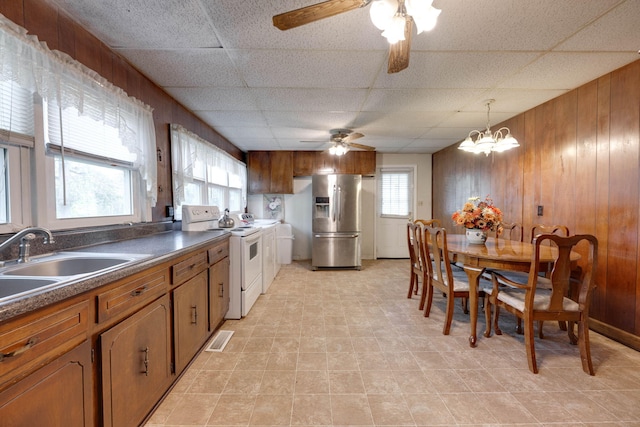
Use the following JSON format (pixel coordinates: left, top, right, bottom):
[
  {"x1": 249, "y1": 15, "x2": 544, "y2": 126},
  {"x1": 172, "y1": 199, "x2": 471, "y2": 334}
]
[
  {"x1": 337, "y1": 185, "x2": 342, "y2": 222},
  {"x1": 314, "y1": 234, "x2": 359, "y2": 238},
  {"x1": 332, "y1": 184, "x2": 337, "y2": 222}
]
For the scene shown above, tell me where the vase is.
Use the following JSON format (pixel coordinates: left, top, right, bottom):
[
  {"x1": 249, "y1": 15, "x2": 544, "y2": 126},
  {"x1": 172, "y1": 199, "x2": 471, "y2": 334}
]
[{"x1": 466, "y1": 228, "x2": 487, "y2": 244}]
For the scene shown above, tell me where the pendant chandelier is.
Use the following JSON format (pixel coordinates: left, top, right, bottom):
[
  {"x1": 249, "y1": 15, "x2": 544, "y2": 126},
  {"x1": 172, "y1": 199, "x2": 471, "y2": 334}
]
[
  {"x1": 458, "y1": 100, "x2": 519, "y2": 156},
  {"x1": 369, "y1": 0, "x2": 441, "y2": 44}
]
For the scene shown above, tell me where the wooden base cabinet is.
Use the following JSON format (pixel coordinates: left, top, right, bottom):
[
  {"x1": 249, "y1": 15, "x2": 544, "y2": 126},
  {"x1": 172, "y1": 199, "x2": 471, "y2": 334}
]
[
  {"x1": 0, "y1": 341, "x2": 93, "y2": 427},
  {"x1": 100, "y1": 295, "x2": 172, "y2": 427},
  {"x1": 209, "y1": 256, "x2": 230, "y2": 330},
  {"x1": 173, "y1": 270, "x2": 210, "y2": 373}
]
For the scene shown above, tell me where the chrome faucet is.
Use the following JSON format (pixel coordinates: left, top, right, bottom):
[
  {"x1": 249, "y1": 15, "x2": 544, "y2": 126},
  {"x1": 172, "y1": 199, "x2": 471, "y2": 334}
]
[{"x1": 0, "y1": 227, "x2": 55, "y2": 264}]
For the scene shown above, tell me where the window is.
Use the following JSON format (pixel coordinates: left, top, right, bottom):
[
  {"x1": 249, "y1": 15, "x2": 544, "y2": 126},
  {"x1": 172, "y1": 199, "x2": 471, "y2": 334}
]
[
  {"x1": 0, "y1": 79, "x2": 34, "y2": 232},
  {"x1": 379, "y1": 168, "x2": 414, "y2": 217},
  {"x1": 0, "y1": 13, "x2": 157, "y2": 230},
  {"x1": 171, "y1": 124, "x2": 246, "y2": 220}
]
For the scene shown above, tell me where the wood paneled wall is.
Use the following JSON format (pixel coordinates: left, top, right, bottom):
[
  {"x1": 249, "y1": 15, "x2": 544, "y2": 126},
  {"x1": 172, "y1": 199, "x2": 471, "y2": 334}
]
[
  {"x1": 433, "y1": 60, "x2": 640, "y2": 344},
  {"x1": 1, "y1": 0, "x2": 244, "y2": 222}
]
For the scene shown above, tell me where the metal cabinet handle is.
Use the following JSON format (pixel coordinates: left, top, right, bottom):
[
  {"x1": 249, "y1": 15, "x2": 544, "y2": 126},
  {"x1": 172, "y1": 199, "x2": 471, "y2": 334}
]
[
  {"x1": 191, "y1": 305, "x2": 198, "y2": 324},
  {"x1": 218, "y1": 283, "x2": 224, "y2": 297},
  {"x1": 0, "y1": 337, "x2": 38, "y2": 362},
  {"x1": 131, "y1": 285, "x2": 148, "y2": 297},
  {"x1": 142, "y1": 346, "x2": 149, "y2": 376}
]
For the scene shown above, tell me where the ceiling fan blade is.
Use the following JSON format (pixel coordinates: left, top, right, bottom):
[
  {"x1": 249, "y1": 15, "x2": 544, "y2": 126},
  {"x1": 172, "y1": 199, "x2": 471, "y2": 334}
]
[
  {"x1": 273, "y1": 0, "x2": 367, "y2": 31},
  {"x1": 342, "y1": 132, "x2": 364, "y2": 142},
  {"x1": 387, "y1": 18, "x2": 413, "y2": 74},
  {"x1": 347, "y1": 142, "x2": 376, "y2": 151}
]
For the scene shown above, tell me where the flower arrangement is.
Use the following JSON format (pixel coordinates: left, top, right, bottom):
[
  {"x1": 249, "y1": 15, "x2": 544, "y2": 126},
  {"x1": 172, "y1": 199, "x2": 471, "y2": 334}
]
[{"x1": 451, "y1": 196, "x2": 503, "y2": 232}]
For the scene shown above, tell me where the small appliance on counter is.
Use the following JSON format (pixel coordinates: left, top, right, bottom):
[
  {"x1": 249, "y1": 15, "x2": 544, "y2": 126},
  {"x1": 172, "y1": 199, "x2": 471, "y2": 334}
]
[{"x1": 218, "y1": 208, "x2": 235, "y2": 228}]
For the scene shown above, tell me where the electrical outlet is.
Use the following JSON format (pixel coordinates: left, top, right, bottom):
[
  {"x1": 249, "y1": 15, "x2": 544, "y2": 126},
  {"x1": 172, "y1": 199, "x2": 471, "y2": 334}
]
[{"x1": 537, "y1": 205, "x2": 543, "y2": 216}]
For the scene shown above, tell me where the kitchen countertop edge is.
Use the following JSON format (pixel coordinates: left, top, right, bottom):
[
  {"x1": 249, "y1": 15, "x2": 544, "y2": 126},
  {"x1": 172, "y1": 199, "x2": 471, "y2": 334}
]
[{"x1": 0, "y1": 229, "x2": 231, "y2": 323}]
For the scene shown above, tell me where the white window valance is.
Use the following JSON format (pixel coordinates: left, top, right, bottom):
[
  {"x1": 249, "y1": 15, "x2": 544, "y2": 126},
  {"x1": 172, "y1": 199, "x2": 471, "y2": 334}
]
[
  {"x1": 171, "y1": 124, "x2": 247, "y2": 208},
  {"x1": 0, "y1": 13, "x2": 157, "y2": 205}
]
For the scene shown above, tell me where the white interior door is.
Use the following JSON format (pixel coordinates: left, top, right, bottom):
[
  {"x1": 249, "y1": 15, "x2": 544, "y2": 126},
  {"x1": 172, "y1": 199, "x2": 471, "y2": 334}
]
[{"x1": 375, "y1": 167, "x2": 415, "y2": 258}]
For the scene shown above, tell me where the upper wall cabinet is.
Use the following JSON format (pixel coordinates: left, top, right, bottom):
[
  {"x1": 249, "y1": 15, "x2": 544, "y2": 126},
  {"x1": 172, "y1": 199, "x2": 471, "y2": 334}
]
[
  {"x1": 293, "y1": 151, "x2": 376, "y2": 176},
  {"x1": 247, "y1": 151, "x2": 294, "y2": 194},
  {"x1": 248, "y1": 150, "x2": 376, "y2": 194}
]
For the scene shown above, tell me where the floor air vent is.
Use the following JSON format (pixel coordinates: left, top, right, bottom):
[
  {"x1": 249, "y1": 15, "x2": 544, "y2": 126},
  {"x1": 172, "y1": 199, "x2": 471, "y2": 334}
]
[{"x1": 205, "y1": 330, "x2": 234, "y2": 352}]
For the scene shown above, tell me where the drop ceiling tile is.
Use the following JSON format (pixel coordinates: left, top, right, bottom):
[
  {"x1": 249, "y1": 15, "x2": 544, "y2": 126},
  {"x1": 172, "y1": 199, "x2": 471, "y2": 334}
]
[
  {"x1": 362, "y1": 89, "x2": 485, "y2": 112},
  {"x1": 233, "y1": 139, "x2": 282, "y2": 151},
  {"x1": 226, "y1": 50, "x2": 385, "y2": 88},
  {"x1": 555, "y1": 0, "x2": 640, "y2": 52},
  {"x1": 164, "y1": 87, "x2": 260, "y2": 111},
  {"x1": 252, "y1": 88, "x2": 369, "y2": 112},
  {"x1": 419, "y1": 0, "x2": 623, "y2": 51},
  {"x1": 264, "y1": 111, "x2": 359, "y2": 130},
  {"x1": 194, "y1": 111, "x2": 268, "y2": 128},
  {"x1": 499, "y1": 52, "x2": 639, "y2": 90},
  {"x1": 201, "y1": 0, "x2": 386, "y2": 51},
  {"x1": 373, "y1": 52, "x2": 539, "y2": 89},
  {"x1": 269, "y1": 127, "x2": 328, "y2": 140},
  {"x1": 215, "y1": 126, "x2": 272, "y2": 140},
  {"x1": 55, "y1": 0, "x2": 220, "y2": 48},
  {"x1": 114, "y1": 48, "x2": 244, "y2": 87},
  {"x1": 461, "y1": 89, "x2": 570, "y2": 113},
  {"x1": 353, "y1": 111, "x2": 451, "y2": 129}
]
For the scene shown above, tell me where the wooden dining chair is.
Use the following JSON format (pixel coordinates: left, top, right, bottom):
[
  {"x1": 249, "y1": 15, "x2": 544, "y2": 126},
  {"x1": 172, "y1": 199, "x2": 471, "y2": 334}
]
[
  {"x1": 484, "y1": 233, "x2": 598, "y2": 374},
  {"x1": 422, "y1": 225, "x2": 471, "y2": 334},
  {"x1": 414, "y1": 218, "x2": 441, "y2": 228},
  {"x1": 406, "y1": 221, "x2": 424, "y2": 299},
  {"x1": 530, "y1": 224, "x2": 569, "y2": 244},
  {"x1": 407, "y1": 219, "x2": 441, "y2": 301},
  {"x1": 497, "y1": 222, "x2": 523, "y2": 241}
]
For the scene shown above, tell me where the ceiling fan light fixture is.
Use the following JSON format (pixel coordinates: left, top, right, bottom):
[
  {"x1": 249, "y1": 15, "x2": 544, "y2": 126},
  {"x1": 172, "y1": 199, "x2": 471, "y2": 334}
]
[
  {"x1": 331, "y1": 143, "x2": 349, "y2": 156},
  {"x1": 458, "y1": 100, "x2": 519, "y2": 156},
  {"x1": 370, "y1": 0, "x2": 398, "y2": 31},
  {"x1": 413, "y1": 6, "x2": 441, "y2": 34},
  {"x1": 382, "y1": 14, "x2": 407, "y2": 43}
]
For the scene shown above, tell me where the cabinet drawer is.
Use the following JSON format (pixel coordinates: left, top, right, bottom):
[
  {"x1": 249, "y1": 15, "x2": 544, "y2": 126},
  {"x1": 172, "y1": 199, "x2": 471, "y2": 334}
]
[
  {"x1": 97, "y1": 269, "x2": 169, "y2": 323},
  {"x1": 208, "y1": 240, "x2": 229, "y2": 265},
  {"x1": 172, "y1": 250, "x2": 208, "y2": 284},
  {"x1": 0, "y1": 300, "x2": 89, "y2": 389}
]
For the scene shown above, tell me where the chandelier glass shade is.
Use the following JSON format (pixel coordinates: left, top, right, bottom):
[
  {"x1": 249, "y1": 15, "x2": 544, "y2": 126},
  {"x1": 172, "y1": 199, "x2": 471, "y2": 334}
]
[
  {"x1": 458, "y1": 101, "x2": 520, "y2": 156},
  {"x1": 370, "y1": 0, "x2": 441, "y2": 44}
]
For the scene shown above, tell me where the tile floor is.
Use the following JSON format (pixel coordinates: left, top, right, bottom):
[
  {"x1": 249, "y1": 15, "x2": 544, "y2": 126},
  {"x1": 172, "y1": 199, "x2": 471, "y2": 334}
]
[{"x1": 146, "y1": 259, "x2": 640, "y2": 426}]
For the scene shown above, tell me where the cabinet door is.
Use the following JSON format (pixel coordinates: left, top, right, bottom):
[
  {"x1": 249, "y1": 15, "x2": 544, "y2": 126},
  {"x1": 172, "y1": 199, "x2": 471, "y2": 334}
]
[
  {"x1": 209, "y1": 257, "x2": 229, "y2": 331},
  {"x1": 0, "y1": 341, "x2": 93, "y2": 427},
  {"x1": 174, "y1": 271, "x2": 209, "y2": 373},
  {"x1": 247, "y1": 151, "x2": 271, "y2": 194},
  {"x1": 269, "y1": 151, "x2": 293, "y2": 193},
  {"x1": 101, "y1": 295, "x2": 172, "y2": 427}
]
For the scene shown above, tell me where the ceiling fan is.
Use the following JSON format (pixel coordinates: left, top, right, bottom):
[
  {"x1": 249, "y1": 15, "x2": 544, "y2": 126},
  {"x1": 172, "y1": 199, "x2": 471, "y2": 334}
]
[
  {"x1": 272, "y1": 0, "x2": 440, "y2": 74},
  {"x1": 302, "y1": 129, "x2": 375, "y2": 155}
]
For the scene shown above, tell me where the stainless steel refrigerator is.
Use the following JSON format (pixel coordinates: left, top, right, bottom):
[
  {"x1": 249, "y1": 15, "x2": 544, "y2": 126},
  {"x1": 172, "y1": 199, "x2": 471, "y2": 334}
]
[{"x1": 311, "y1": 174, "x2": 362, "y2": 270}]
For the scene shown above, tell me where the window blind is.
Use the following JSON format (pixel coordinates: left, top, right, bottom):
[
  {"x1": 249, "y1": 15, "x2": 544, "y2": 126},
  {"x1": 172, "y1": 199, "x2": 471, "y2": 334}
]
[
  {"x1": 0, "y1": 80, "x2": 34, "y2": 146},
  {"x1": 379, "y1": 168, "x2": 413, "y2": 217}
]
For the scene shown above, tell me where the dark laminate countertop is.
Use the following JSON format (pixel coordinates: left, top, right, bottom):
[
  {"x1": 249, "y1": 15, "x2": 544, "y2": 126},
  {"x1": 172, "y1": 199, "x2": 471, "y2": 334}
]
[{"x1": 0, "y1": 230, "x2": 230, "y2": 323}]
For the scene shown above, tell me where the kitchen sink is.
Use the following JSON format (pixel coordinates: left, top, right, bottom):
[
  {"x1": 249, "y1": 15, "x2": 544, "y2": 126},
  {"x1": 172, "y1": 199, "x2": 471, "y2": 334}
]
[
  {"x1": 0, "y1": 251, "x2": 150, "y2": 301},
  {"x1": 0, "y1": 277, "x2": 59, "y2": 299},
  {"x1": 0, "y1": 251, "x2": 150, "y2": 278},
  {"x1": 5, "y1": 256, "x2": 136, "y2": 277}
]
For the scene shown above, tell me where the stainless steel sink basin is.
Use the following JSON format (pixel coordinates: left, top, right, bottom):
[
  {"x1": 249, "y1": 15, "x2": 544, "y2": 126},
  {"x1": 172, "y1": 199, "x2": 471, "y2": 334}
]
[
  {"x1": 0, "y1": 251, "x2": 150, "y2": 278},
  {"x1": 0, "y1": 277, "x2": 59, "y2": 299},
  {"x1": 0, "y1": 251, "x2": 150, "y2": 302},
  {"x1": 5, "y1": 257, "x2": 135, "y2": 277}
]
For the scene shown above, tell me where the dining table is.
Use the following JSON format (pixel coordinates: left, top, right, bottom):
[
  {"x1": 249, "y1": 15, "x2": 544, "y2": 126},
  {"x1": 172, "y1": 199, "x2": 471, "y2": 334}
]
[{"x1": 445, "y1": 234, "x2": 581, "y2": 347}]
